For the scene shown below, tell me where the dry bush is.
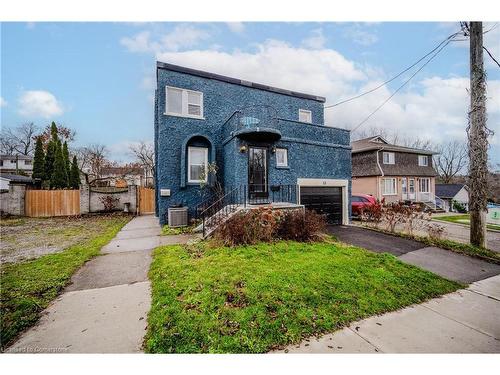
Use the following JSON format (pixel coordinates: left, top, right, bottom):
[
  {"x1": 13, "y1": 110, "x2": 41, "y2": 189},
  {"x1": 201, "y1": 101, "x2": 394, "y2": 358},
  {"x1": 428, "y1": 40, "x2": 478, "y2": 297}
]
[
  {"x1": 214, "y1": 208, "x2": 326, "y2": 246},
  {"x1": 99, "y1": 195, "x2": 119, "y2": 212},
  {"x1": 214, "y1": 207, "x2": 282, "y2": 246},
  {"x1": 277, "y1": 209, "x2": 326, "y2": 242}
]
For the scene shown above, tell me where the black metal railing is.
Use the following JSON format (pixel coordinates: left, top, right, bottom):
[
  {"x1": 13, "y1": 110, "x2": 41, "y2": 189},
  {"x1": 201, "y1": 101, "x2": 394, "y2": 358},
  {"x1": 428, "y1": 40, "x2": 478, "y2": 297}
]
[{"x1": 199, "y1": 184, "x2": 299, "y2": 237}]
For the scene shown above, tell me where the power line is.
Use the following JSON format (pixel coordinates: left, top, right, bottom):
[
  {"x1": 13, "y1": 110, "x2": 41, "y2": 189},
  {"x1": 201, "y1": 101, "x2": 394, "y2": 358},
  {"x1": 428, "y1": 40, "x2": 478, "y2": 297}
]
[
  {"x1": 324, "y1": 30, "x2": 461, "y2": 109},
  {"x1": 350, "y1": 38, "x2": 453, "y2": 133}
]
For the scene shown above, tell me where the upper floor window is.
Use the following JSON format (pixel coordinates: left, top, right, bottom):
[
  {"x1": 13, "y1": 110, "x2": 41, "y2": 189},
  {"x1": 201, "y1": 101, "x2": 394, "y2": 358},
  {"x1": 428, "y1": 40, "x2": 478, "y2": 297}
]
[
  {"x1": 418, "y1": 155, "x2": 428, "y2": 166},
  {"x1": 298, "y1": 109, "x2": 312, "y2": 123},
  {"x1": 275, "y1": 148, "x2": 288, "y2": 167},
  {"x1": 187, "y1": 146, "x2": 208, "y2": 183},
  {"x1": 166, "y1": 86, "x2": 204, "y2": 119},
  {"x1": 382, "y1": 152, "x2": 395, "y2": 165},
  {"x1": 24, "y1": 160, "x2": 32, "y2": 165}
]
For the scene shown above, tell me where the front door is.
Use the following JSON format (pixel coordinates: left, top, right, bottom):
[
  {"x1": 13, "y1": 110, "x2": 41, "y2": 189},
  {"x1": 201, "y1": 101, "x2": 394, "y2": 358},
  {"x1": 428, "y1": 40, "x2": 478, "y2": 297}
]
[
  {"x1": 248, "y1": 146, "x2": 268, "y2": 202},
  {"x1": 401, "y1": 177, "x2": 408, "y2": 200},
  {"x1": 408, "y1": 178, "x2": 416, "y2": 200}
]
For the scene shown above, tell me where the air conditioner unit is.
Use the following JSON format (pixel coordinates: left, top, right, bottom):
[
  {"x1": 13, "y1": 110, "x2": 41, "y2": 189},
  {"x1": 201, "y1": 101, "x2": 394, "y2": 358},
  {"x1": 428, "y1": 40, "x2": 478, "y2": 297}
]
[{"x1": 167, "y1": 207, "x2": 188, "y2": 227}]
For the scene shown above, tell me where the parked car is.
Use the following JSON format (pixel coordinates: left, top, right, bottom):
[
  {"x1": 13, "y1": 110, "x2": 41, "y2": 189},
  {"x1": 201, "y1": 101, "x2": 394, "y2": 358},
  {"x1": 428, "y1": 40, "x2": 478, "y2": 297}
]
[{"x1": 351, "y1": 194, "x2": 377, "y2": 217}]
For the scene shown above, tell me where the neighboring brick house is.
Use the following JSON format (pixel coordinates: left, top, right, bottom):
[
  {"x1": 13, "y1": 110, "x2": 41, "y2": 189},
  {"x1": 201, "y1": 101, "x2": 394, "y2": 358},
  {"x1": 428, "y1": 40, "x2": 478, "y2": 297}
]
[
  {"x1": 351, "y1": 136, "x2": 440, "y2": 208},
  {"x1": 91, "y1": 166, "x2": 151, "y2": 188},
  {"x1": 0, "y1": 154, "x2": 33, "y2": 176},
  {"x1": 154, "y1": 62, "x2": 352, "y2": 226}
]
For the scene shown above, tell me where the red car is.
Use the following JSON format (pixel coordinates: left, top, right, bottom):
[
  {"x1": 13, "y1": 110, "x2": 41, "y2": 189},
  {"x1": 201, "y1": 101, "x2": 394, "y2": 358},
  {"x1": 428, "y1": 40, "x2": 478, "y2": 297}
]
[{"x1": 351, "y1": 194, "x2": 377, "y2": 217}]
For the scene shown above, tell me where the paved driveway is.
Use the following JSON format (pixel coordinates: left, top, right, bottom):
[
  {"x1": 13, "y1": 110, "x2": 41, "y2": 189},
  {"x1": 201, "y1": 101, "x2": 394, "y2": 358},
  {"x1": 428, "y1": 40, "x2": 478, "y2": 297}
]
[
  {"x1": 327, "y1": 225, "x2": 424, "y2": 256},
  {"x1": 327, "y1": 225, "x2": 500, "y2": 284}
]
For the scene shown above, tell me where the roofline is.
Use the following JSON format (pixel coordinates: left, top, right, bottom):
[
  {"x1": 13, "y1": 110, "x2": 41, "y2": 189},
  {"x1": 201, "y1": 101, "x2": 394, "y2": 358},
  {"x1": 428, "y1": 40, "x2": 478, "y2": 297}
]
[
  {"x1": 351, "y1": 145, "x2": 438, "y2": 155},
  {"x1": 156, "y1": 61, "x2": 326, "y2": 103}
]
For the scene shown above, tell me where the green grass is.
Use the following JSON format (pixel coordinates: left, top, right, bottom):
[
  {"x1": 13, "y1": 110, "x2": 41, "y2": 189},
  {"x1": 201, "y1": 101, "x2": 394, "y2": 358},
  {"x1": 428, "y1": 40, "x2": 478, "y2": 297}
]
[
  {"x1": 434, "y1": 214, "x2": 500, "y2": 231},
  {"x1": 0, "y1": 215, "x2": 131, "y2": 349},
  {"x1": 161, "y1": 224, "x2": 196, "y2": 235},
  {"x1": 413, "y1": 235, "x2": 500, "y2": 264},
  {"x1": 145, "y1": 240, "x2": 460, "y2": 353}
]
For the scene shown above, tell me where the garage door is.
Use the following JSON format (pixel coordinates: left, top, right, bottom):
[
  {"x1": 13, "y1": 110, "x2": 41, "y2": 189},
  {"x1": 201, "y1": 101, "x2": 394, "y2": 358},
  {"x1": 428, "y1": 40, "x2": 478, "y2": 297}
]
[{"x1": 300, "y1": 186, "x2": 343, "y2": 225}]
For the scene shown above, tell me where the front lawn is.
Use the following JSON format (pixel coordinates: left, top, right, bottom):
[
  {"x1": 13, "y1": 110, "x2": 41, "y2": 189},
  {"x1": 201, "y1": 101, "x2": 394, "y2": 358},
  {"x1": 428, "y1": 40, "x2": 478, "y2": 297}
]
[
  {"x1": 0, "y1": 214, "x2": 131, "y2": 349},
  {"x1": 145, "y1": 240, "x2": 460, "y2": 353},
  {"x1": 434, "y1": 214, "x2": 500, "y2": 231}
]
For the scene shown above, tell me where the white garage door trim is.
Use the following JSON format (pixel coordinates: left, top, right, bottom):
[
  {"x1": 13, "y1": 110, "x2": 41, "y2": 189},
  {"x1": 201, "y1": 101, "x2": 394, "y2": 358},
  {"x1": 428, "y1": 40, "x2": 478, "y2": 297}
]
[{"x1": 297, "y1": 178, "x2": 349, "y2": 225}]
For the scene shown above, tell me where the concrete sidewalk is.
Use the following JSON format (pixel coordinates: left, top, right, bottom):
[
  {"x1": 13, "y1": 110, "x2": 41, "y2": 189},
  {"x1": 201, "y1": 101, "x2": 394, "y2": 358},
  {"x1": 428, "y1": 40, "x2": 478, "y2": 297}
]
[
  {"x1": 275, "y1": 274, "x2": 500, "y2": 353},
  {"x1": 7, "y1": 215, "x2": 190, "y2": 353}
]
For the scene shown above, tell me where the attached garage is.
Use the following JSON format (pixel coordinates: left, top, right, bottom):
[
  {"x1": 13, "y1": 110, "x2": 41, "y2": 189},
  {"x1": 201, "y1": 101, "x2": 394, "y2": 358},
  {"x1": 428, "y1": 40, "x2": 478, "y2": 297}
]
[{"x1": 298, "y1": 178, "x2": 349, "y2": 225}]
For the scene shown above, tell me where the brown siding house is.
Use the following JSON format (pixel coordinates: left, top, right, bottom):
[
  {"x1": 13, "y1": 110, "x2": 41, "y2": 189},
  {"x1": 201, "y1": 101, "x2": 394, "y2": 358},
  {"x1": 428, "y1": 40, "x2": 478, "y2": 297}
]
[{"x1": 351, "y1": 136, "x2": 440, "y2": 208}]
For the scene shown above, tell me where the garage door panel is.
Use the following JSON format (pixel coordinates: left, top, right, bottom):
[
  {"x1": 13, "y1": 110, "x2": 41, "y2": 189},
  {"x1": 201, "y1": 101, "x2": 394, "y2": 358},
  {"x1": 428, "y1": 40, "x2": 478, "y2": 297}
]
[{"x1": 300, "y1": 186, "x2": 343, "y2": 225}]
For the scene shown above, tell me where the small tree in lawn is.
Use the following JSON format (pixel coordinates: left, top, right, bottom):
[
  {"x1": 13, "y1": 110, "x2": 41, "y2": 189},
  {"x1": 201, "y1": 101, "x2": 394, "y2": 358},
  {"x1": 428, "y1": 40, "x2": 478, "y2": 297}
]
[
  {"x1": 62, "y1": 141, "x2": 71, "y2": 187},
  {"x1": 32, "y1": 137, "x2": 45, "y2": 182},
  {"x1": 70, "y1": 155, "x2": 80, "y2": 189},
  {"x1": 50, "y1": 140, "x2": 68, "y2": 189}
]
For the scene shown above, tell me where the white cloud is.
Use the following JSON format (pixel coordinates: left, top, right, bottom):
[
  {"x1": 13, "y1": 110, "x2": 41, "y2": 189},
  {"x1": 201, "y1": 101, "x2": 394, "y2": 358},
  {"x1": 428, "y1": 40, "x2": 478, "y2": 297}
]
[
  {"x1": 0, "y1": 97, "x2": 7, "y2": 107},
  {"x1": 301, "y1": 28, "x2": 326, "y2": 49},
  {"x1": 343, "y1": 24, "x2": 378, "y2": 46},
  {"x1": 18, "y1": 90, "x2": 64, "y2": 119},
  {"x1": 120, "y1": 31, "x2": 154, "y2": 53},
  {"x1": 156, "y1": 39, "x2": 365, "y2": 97},
  {"x1": 121, "y1": 25, "x2": 210, "y2": 53},
  {"x1": 226, "y1": 22, "x2": 245, "y2": 34}
]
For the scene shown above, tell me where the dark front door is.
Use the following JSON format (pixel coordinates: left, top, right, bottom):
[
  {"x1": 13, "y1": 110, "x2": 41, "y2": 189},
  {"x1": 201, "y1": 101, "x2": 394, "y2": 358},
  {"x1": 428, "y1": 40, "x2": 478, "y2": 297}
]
[
  {"x1": 248, "y1": 146, "x2": 268, "y2": 201},
  {"x1": 300, "y1": 186, "x2": 343, "y2": 225}
]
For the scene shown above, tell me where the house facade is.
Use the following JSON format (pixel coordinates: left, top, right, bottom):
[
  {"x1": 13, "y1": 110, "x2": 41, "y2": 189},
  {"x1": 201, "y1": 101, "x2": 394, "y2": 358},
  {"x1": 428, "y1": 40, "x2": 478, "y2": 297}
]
[
  {"x1": 0, "y1": 154, "x2": 33, "y2": 176},
  {"x1": 154, "y1": 62, "x2": 351, "y2": 226},
  {"x1": 351, "y1": 136, "x2": 439, "y2": 207},
  {"x1": 435, "y1": 183, "x2": 469, "y2": 212}
]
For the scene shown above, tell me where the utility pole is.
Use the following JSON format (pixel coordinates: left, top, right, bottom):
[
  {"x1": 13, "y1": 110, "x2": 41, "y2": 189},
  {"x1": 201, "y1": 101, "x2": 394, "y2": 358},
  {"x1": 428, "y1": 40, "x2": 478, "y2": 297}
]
[{"x1": 468, "y1": 22, "x2": 488, "y2": 248}]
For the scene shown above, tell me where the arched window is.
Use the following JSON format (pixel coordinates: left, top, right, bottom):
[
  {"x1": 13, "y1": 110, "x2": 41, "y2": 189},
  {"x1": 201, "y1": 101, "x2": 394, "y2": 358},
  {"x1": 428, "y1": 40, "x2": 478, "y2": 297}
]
[{"x1": 180, "y1": 135, "x2": 215, "y2": 187}]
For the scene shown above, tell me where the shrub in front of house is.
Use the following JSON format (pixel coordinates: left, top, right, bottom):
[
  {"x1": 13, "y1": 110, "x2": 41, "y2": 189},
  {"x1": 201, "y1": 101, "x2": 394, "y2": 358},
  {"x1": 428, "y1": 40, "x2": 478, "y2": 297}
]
[
  {"x1": 214, "y1": 207, "x2": 326, "y2": 246},
  {"x1": 276, "y1": 209, "x2": 326, "y2": 242}
]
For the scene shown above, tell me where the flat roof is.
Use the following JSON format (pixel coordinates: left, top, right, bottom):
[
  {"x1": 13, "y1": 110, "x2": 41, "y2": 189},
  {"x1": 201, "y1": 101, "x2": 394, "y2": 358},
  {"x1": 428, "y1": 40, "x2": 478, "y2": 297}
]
[{"x1": 156, "y1": 61, "x2": 326, "y2": 103}]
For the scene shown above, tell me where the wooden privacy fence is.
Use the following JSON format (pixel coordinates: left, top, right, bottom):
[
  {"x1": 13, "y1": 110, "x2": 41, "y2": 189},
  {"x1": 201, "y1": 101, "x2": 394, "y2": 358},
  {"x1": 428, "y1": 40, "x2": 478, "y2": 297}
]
[
  {"x1": 25, "y1": 190, "x2": 80, "y2": 217},
  {"x1": 138, "y1": 187, "x2": 155, "y2": 215}
]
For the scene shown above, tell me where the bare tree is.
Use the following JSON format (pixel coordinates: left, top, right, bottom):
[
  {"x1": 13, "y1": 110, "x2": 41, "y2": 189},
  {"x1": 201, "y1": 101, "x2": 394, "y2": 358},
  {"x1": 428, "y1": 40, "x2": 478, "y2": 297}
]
[
  {"x1": 74, "y1": 144, "x2": 109, "y2": 184},
  {"x1": 0, "y1": 123, "x2": 39, "y2": 155},
  {"x1": 129, "y1": 141, "x2": 155, "y2": 185},
  {"x1": 434, "y1": 140, "x2": 469, "y2": 183},
  {"x1": 0, "y1": 129, "x2": 17, "y2": 155}
]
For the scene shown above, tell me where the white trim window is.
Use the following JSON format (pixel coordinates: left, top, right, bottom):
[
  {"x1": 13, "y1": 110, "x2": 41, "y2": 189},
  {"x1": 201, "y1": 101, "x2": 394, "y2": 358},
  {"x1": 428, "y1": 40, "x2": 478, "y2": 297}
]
[
  {"x1": 298, "y1": 109, "x2": 312, "y2": 123},
  {"x1": 418, "y1": 155, "x2": 428, "y2": 166},
  {"x1": 166, "y1": 86, "x2": 204, "y2": 119},
  {"x1": 382, "y1": 178, "x2": 397, "y2": 195},
  {"x1": 419, "y1": 178, "x2": 430, "y2": 193},
  {"x1": 275, "y1": 148, "x2": 288, "y2": 167},
  {"x1": 187, "y1": 146, "x2": 208, "y2": 183},
  {"x1": 382, "y1": 152, "x2": 395, "y2": 165}
]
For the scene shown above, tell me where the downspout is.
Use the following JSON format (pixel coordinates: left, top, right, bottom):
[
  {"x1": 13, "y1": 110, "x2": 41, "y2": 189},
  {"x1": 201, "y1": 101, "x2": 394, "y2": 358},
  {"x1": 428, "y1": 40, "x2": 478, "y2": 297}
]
[{"x1": 375, "y1": 147, "x2": 385, "y2": 201}]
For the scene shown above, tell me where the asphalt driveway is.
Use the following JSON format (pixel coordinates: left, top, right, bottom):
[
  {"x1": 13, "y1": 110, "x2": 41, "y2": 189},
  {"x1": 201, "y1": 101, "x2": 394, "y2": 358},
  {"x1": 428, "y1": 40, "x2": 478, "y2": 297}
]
[
  {"x1": 327, "y1": 225, "x2": 500, "y2": 284},
  {"x1": 327, "y1": 225, "x2": 424, "y2": 256}
]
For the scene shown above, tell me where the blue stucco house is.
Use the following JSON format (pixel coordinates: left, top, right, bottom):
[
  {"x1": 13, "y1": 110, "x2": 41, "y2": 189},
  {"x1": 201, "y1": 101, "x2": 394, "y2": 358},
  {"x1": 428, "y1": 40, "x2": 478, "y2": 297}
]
[{"x1": 154, "y1": 62, "x2": 351, "y2": 226}]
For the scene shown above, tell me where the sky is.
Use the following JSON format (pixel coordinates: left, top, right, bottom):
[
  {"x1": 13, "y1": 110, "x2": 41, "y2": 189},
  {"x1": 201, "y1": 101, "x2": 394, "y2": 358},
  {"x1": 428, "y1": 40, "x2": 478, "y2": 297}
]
[{"x1": 1, "y1": 22, "x2": 499, "y2": 163}]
